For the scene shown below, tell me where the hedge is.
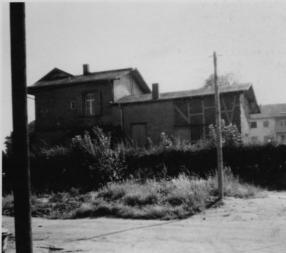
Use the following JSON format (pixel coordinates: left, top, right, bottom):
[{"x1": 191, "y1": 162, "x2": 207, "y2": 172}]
[
  {"x1": 123, "y1": 145, "x2": 286, "y2": 189},
  {"x1": 3, "y1": 144, "x2": 286, "y2": 193}
]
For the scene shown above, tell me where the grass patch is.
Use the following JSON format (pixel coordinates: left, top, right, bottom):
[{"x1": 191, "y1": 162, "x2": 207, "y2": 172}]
[
  {"x1": 2, "y1": 189, "x2": 90, "y2": 219},
  {"x1": 2, "y1": 172, "x2": 260, "y2": 220}
]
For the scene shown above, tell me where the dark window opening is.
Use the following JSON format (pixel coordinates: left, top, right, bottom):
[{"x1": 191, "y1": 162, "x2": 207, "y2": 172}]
[
  {"x1": 264, "y1": 135, "x2": 274, "y2": 143},
  {"x1": 250, "y1": 121, "x2": 257, "y2": 128},
  {"x1": 251, "y1": 136, "x2": 258, "y2": 143},
  {"x1": 263, "y1": 120, "x2": 269, "y2": 128}
]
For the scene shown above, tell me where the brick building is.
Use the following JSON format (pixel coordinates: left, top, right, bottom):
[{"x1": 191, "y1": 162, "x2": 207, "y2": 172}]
[
  {"x1": 28, "y1": 65, "x2": 150, "y2": 144},
  {"x1": 28, "y1": 65, "x2": 260, "y2": 146}
]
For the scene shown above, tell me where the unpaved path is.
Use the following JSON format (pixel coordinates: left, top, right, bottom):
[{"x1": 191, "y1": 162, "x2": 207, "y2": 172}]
[{"x1": 3, "y1": 191, "x2": 286, "y2": 253}]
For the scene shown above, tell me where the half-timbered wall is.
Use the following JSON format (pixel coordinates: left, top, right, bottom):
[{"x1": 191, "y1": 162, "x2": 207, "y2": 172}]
[
  {"x1": 119, "y1": 92, "x2": 244, "y2": 145},
  {"x1": 173, "y1": 92, "x2": 242, "y2": 141}
]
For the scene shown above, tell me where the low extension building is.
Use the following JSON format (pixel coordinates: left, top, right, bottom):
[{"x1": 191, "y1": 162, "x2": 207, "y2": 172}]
[{"x1": 28, "y1": 65, "x2": 260, "y2": 146}]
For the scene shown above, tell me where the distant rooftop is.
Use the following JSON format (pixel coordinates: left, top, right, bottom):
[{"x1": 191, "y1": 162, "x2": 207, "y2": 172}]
[{"x1": 251, "y1": 103, "x2": 286, "y2": 119}]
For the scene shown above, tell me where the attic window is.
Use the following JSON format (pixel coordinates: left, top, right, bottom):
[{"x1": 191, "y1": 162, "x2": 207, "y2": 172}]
[{"x1": 84, "y1": 92, "x2": 101, "y2": 116}]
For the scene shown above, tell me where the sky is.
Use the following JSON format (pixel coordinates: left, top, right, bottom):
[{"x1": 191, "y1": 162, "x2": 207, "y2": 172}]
[{"x1": 1, "y1": 0, "x2": 286, "y2": 146}]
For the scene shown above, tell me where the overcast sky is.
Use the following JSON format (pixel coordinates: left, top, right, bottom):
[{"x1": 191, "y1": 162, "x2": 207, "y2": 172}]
[{"x1": 1, "y1": 0, "x2": 286, "y2": 145}]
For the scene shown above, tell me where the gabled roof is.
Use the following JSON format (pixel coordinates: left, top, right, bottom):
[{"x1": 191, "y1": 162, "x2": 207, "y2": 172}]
[
  {"x1": 251, "y1": 103, "x2": 286, "y2": 119},
  {"x1": 118, "y1": 83, "x2": 249, "y2": 101},
  {"x1": 37, "y1": 68, "x2": 74, "y2": 82},
  {"x1": 28, "y1": 67, "x2": 150, "y2": 93},
  {"x1": 117, "y1": 83, "x2": 260, "y2": 113}
]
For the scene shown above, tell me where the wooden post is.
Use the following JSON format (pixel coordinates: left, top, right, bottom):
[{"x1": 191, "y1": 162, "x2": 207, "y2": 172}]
[
  {"x1": 10, "y1": 3, "x2": 33, "y2": 253},
  {"x1": 213, "y1": 51, "x2": 224, "y2": 200}
]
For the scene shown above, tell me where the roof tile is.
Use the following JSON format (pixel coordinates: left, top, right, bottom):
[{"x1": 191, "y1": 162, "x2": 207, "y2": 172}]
[
  {"x1": 251, "y1": 103, "x2": 286, "y2": 118},
  {"x1": 117, "y1": 83, "x2": 252, "y2": 104},
  {"x1": 31, "y1": 68, "x2": 133, "y2": 88}
]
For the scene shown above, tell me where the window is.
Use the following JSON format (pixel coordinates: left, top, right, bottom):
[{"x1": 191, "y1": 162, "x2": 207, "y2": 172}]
[
  {"x1": 84, "y1": 92, "x2": 100, "y2": 116},
  {"x1": 70, "y1": 101, "x2": 76, "y2": 110},
  {"x1": 263, "y1": 120, "x2": 269, "y2": 128},
  {"x1": 264, "y1": 135, "x2": 274, "y2": 144},
  {"x1": 279, "y1": 119, "x2": 286, "y2": 127},
  {"x1": 250, "y1": 121, "x2": 257, "y2": 128},
  {"x1": 251, "y1": 136, "x2": 258, "y2": 143},
  {"x1": 277, "y1": 134, "x2": 286, "y2": 144}
]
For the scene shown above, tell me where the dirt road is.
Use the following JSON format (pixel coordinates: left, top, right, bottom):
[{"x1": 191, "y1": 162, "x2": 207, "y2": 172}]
[{"x1": 3, "y1": 191, "x2": 286, "y2": 253}]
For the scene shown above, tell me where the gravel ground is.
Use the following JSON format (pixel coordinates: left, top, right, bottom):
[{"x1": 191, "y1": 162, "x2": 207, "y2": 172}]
[{"x1": 3, "y1": 191, "x2": 286, "y2": 253}]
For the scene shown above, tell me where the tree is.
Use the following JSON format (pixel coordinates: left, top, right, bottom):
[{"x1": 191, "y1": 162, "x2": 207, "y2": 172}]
[{"x1": 204, "y1": 73, "x2": 237, "y2": 88}]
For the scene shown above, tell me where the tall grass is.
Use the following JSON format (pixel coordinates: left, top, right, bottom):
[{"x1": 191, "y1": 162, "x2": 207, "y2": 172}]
[
  {"x1": 2, "y1": 172, "x2": 259, "y2": 220},
  {"x1": 71, "y1": 171, "x2": 259, "y2": 220}
]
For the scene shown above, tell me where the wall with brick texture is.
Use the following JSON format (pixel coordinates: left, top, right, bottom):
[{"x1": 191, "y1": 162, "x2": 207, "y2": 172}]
[
  {"x1": 118, "y1": 92, "x2": 246, "y2": 145},
  {"x1": 33, "y1": 81, "x2": 251, "y2": 146},
  {"x1": 120, "y1": 100, "x2": 175, "y2": 144},
  {"x1": 35, "y1": 80, "x2": 115, "y2": 131}
]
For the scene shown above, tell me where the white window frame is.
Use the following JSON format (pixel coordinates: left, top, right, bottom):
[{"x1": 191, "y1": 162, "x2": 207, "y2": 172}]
[
  {"x1": 84, "y1": 92, "x2": 100, "y2": 116},
  {"x1": 70, "y1": 101, "x2": 76, "y2": 110}
]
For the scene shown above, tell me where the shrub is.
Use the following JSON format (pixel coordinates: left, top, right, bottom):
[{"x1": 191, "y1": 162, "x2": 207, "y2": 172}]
[
  {"x1": 2, "y1": 127, "x2": 286, "y2": 193},
  {"x1": 70, "y1": 127, "x2": 125, "y2": 188},
  {"x1": 70, "y1": 172, "x2": 258, "y2": 220},
  {"x1": 208, "y1": 120, "x2": 242, "y2": 147},
  {"x1": 2, "y1": 172, "x2": 261, "y2": 219},
  {"x1": 3, "y1": 127, "x2": 127, "y2": 192},
  {"x1": 2, "y1": 194, "x2": 14, "y2": 216}
]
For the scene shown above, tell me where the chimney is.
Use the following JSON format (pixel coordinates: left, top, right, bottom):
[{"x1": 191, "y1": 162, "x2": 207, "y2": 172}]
[
  {"x1": 83, "y1": 64, "x2": 89, "y2": 75},
  {"x1": 152, "y1": 83, "x2": 159, "y2": 100}
]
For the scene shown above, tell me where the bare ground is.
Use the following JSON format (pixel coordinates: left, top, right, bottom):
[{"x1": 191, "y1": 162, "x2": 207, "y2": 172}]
[{"x1": 3, "y1": 191, "x2": 286, "y2": 253}]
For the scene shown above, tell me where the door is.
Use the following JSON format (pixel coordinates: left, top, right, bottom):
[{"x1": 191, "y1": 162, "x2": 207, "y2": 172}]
[{"x1": 131, "y1": 123, "x2": 147, "y2": 147}]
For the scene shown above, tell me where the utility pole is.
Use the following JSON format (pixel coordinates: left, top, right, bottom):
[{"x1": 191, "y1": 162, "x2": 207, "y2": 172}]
[
  {"x1": 10, "y1": 3, "x2": 33, "y2": 253},
  {"x1": 213, "y1": 51, "x2": 224, "y2": 200}
]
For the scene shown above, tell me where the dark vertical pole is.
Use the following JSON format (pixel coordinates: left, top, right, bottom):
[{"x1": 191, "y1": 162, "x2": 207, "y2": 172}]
[
  {"x1": 10, "y1": 3, "x2": 33, "y2": 253},
  {"x1": 213, "y1": 52, "x2": 224, "y2": 200}
]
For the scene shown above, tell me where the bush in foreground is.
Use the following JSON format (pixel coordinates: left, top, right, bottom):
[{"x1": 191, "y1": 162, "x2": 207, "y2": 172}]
[
  {"x1": 3, "y1": 126, "x2": 286, "y2": 193},
  {"x1": 2, "y1": 172, "x2": 260, "y2": 220},
  {"x1": 72, "y1": 171, "x2": 259, "y2": 220}
]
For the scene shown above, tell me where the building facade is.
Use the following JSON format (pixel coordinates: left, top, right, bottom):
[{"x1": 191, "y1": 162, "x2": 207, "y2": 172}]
[
  {"x1": 28, "y1": 66, "x2": 150, "y2": 144},
  {"x1": 248, "y1": 104, "x2": 286, "y2": 145},
  {"x1": 28, "y1": 65, "x2": 260, "y2": 146},
  {"x1": 116, "y1": 83, "x2": 259, "y2": 145}
]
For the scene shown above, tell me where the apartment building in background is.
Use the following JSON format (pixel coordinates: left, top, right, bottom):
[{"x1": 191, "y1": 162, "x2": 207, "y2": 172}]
[{"x1": 248, "y1": 104, "x2": 286, "y2": 145}]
